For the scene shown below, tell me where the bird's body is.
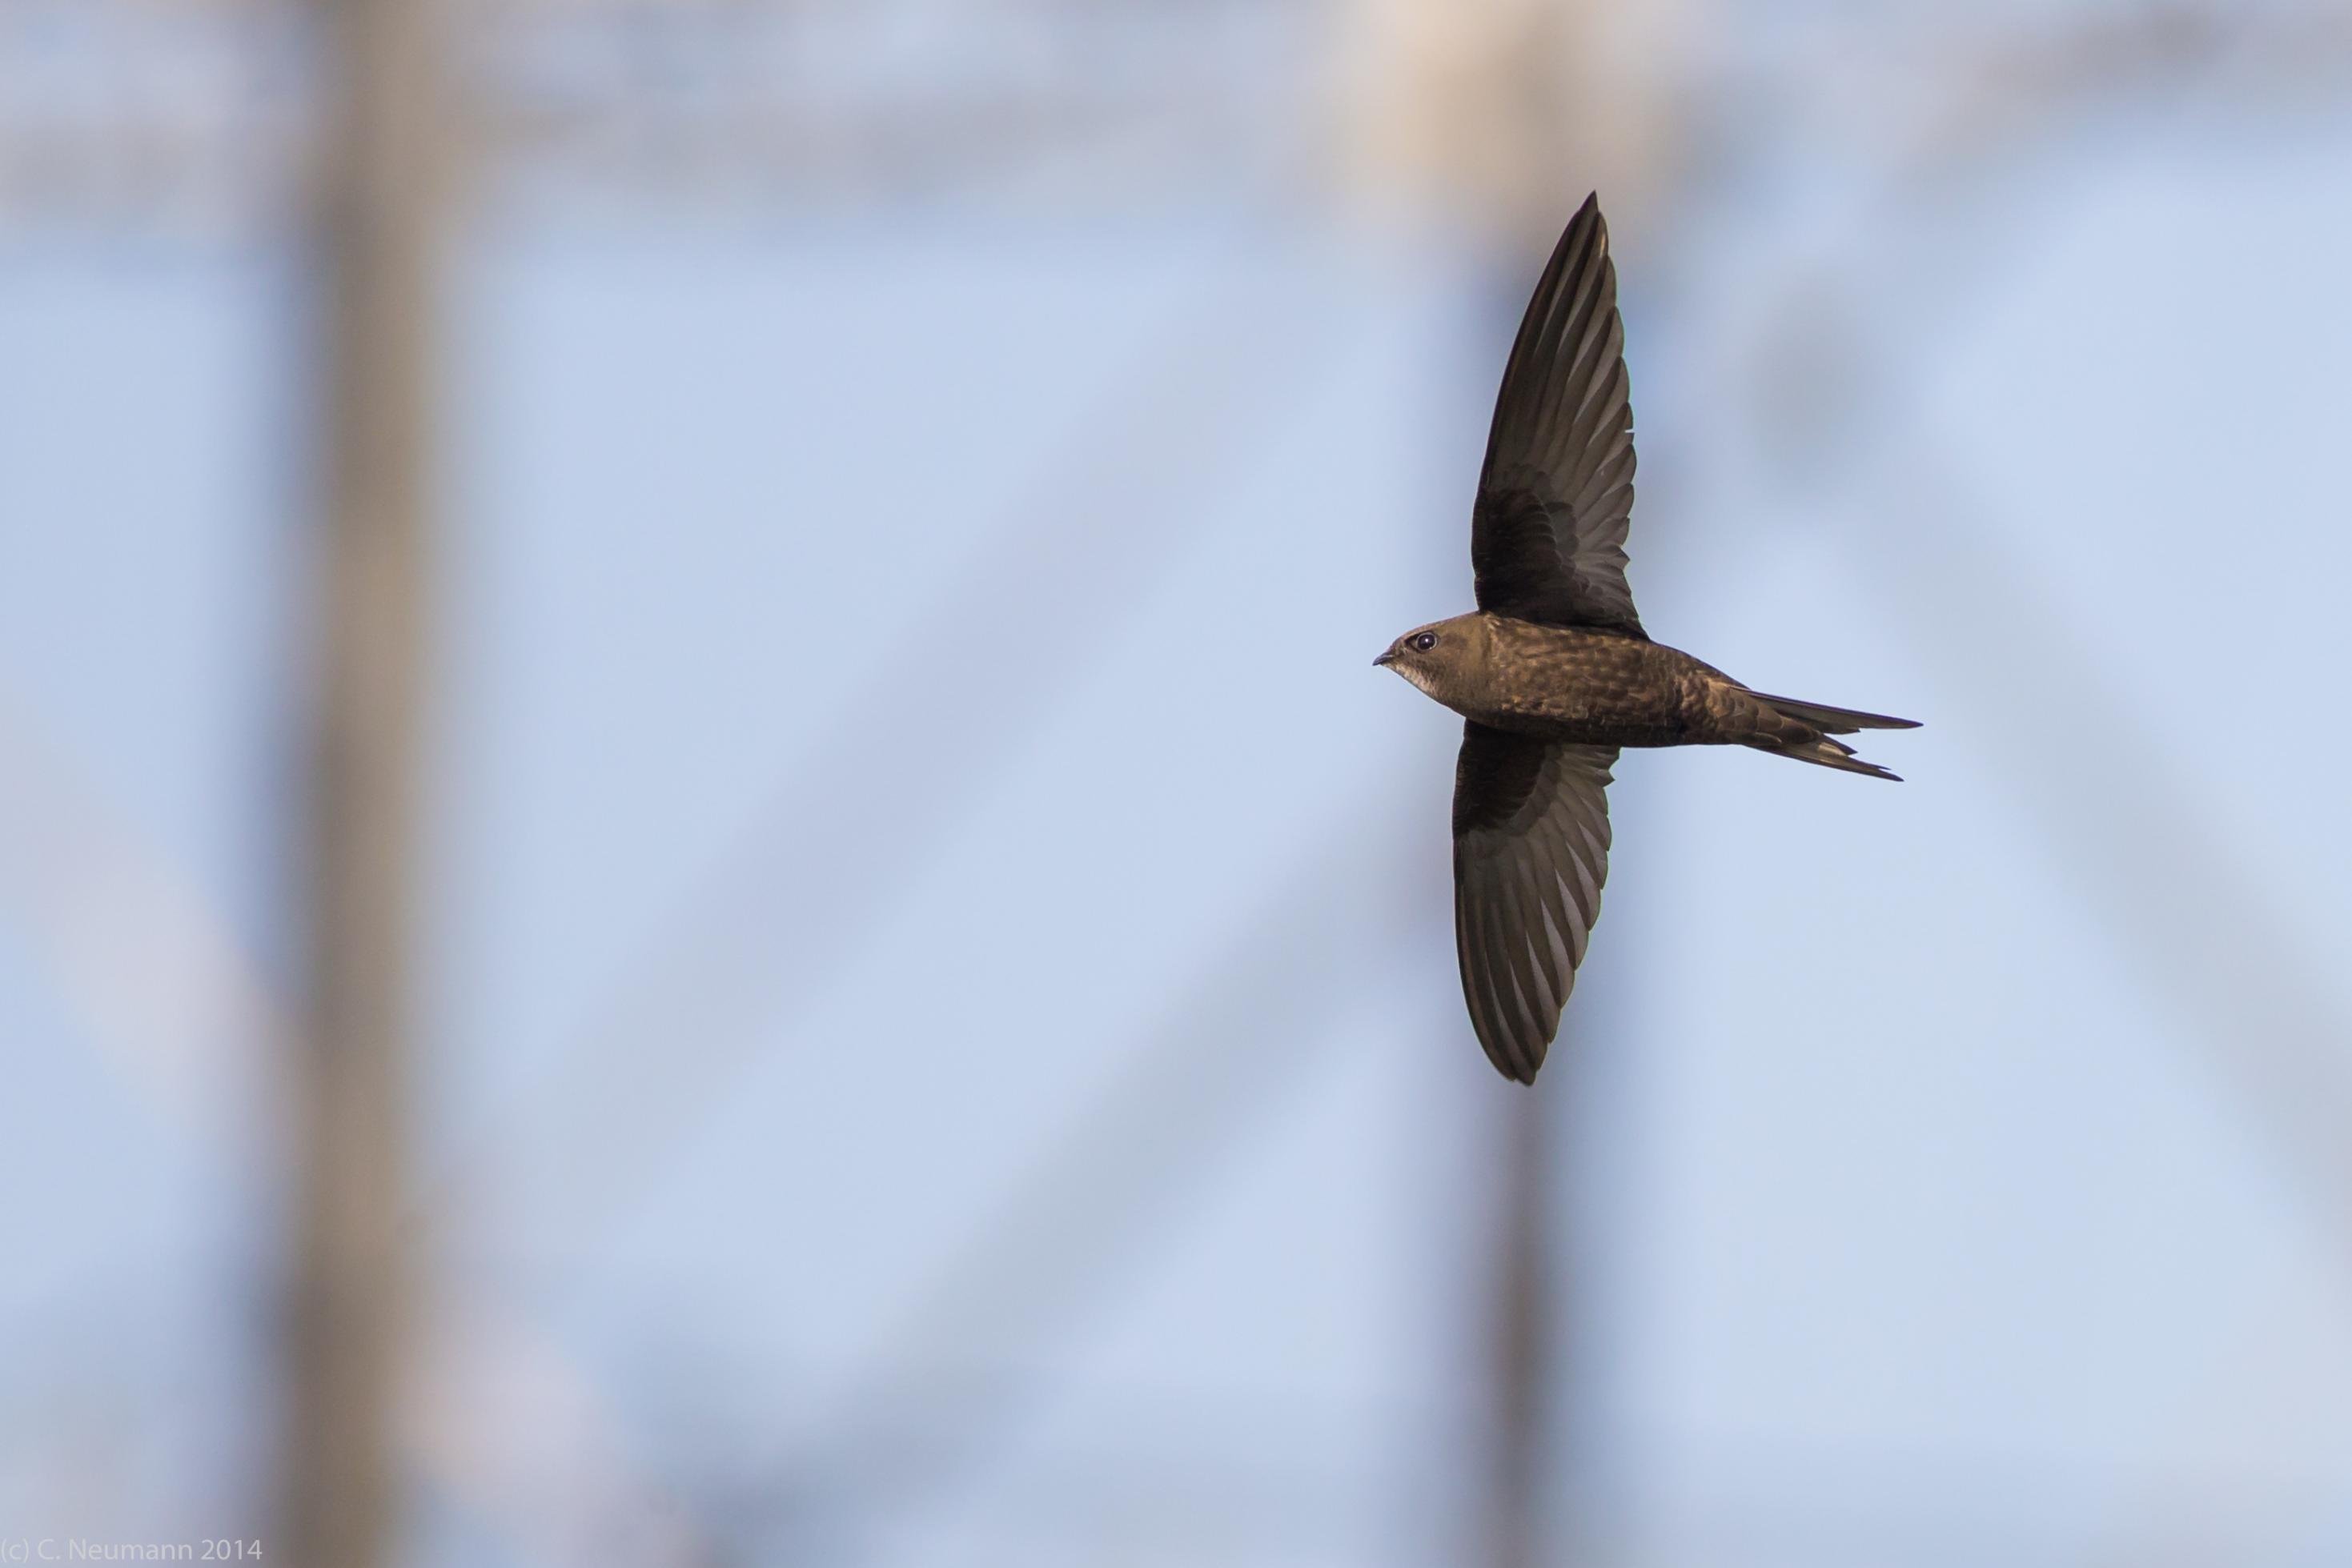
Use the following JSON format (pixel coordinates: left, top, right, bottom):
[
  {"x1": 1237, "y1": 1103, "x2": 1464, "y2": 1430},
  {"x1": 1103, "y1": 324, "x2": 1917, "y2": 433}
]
[
  {"x1": 1378, "y1": 194, "x2": 1917, "y2": 1083},
  {"x1": 1387, "y1": 610, "x2": 1910, "y2": 768},
  {"x1": 1391, "y1": 614, "x2": 1698, "y2": 743}
]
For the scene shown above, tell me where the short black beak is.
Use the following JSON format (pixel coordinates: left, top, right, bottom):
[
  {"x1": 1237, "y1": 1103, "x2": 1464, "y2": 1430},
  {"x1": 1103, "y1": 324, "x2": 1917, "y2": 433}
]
[{"x1": 1373, "y1": 648, "x2": 1395, "y2": 668}]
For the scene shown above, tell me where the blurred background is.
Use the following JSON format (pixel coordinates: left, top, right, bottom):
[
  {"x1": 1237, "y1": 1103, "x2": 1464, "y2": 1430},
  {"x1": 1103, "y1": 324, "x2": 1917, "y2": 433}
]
[{"x1": 6, "y1": 1, "x2": 2352, "y2": 1564}]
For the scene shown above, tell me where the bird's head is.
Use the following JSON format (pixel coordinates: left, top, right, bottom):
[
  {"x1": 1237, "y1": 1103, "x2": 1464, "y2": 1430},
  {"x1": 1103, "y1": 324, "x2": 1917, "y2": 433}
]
[{"x1": 1374, "y1": 614, "x2": 1487, "y2": 707}]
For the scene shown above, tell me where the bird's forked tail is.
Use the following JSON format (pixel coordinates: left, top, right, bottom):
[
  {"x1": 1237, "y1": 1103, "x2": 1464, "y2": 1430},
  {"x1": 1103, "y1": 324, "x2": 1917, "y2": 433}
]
[{"x1": 1748, "y1": 691, "x2": 1920, "y2": 782}]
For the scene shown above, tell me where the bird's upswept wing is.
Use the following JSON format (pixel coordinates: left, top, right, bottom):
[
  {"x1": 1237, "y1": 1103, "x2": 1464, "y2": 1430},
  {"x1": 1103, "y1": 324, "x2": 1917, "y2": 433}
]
[
  {"x1": 1472, "y1": 193, "x2": 1643, "y2": 637},
  {"x1": 1451, "y1": 724, "x2": 1617, "y2": 1082}
]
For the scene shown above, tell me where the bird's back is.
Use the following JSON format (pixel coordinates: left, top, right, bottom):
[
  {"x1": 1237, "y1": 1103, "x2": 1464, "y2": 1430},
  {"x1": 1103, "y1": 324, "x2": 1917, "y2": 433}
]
[{"x1": 1461, "y1": 614, "x2": 1715, "y2": 747}]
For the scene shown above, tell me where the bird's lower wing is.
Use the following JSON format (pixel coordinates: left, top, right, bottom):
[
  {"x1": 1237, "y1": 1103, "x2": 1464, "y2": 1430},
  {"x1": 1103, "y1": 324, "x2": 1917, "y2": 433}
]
[{"x1": 1451, "y1": 725, "x2": 1617, "y2": 1083}]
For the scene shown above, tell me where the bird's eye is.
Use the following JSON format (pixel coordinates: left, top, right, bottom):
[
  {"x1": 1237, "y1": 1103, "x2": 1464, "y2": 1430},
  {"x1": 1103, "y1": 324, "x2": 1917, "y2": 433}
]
[{"x1": 1412, "y1": 632, "x2": 1438, "y2": 652}]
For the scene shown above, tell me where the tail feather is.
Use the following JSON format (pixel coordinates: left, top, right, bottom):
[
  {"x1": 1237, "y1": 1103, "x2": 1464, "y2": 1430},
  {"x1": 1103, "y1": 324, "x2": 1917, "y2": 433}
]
[
  {"x1": 1749, "y1": 692, "x2": 1921, "y2": 735},
  {"x1": 1776, "y1": 733, "x2": 1903, "y2": 782}
]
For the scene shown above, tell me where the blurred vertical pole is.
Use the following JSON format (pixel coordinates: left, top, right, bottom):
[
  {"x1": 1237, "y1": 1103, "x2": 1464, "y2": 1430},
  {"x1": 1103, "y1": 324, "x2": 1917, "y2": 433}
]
[
  {"x1": 1487, "y1": 1089, "x2": 1554, "y2": 1568},
  {"x1": 1339, "y1": 1, "x2": 1682, "y2": 1564},
  {"x1": 280, "y1": 0, "x2": 445, "y2": 1561}
]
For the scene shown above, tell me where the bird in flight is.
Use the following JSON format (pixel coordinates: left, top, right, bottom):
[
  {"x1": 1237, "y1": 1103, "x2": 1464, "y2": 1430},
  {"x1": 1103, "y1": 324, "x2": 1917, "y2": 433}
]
[{"x1": 1376, "y1": 194, "x2": 1917, "y2": 1084}]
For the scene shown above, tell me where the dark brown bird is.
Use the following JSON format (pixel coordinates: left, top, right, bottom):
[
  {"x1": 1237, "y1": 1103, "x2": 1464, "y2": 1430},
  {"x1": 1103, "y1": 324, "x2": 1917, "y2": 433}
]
[{"x1": 1376, "y1": 194, "x2": 1917, "y2": 1084}]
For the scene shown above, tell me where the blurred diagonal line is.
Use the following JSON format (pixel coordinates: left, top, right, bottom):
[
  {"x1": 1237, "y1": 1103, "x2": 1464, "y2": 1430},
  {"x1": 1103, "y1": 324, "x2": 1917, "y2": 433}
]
[
  {"x1": 0, "y1": 680, "x2": 688, "y2": 1561},
  {"x1": 1836, "y1": 447, "x2": 2352, "y2": 1276},
  {"x1": 408, "y1": 1302, "x2": 711, "y2": 1567},
  {"x1": 1839, "y1": 459, "x2": 2352, "y2": 1554},
  {"x1": 2073, "y1": 1309, "x2": 2352, "y2": 1568},
  {"x1": 1721, "y1": 9, "x2": 2352, "y2": 1278},
  {"x1": 426, "y1": 261, "x2": 1342, "y2": 1236},
  {"x1": 1784, "y1": 29, "x2": 2352, "y2": 1559},
  {"x1": 0, "y1": 677, "x2": 281, "y2": 1138},
  {"x1": 773, "y1": 786, "x2": 1437, "y2": 1519}
]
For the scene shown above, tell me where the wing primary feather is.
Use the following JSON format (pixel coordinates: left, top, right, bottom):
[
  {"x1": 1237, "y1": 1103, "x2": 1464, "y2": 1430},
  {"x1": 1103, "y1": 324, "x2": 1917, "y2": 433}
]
[
  {"x1": 1482, "y1": 864, "x2": 1547, "y2": 1073},
  {"x1": 1491, "y1": 206, "x2": 1591, "y2": 459},
  {"x1": 1459, "y1": 863, "x2": 1530, "y2": 1080},
  {"x1": 1495, "y1": 853, "x2": 1560, "y2": 1033},
  {"x1": 1527, "y1": 232, "x2": 1612, "y2": 466},
  {"x1": 1511, "y1": 852, "x2": 1567, "y2": 1021},
  {"x1": 1452, "y1": 885, "x2": 1501, "y2": 1073},
  {"x1": 1535, "y1": 896, "x2": 1575, "y2": 1006},
  {"x1": 1542, "y1": 265, "x2": 1620, "y2": 462},
  {"x1": 1558, "y1": 309, "x2": 1624, "y2": 441},
  {"x1": 1495, "y1": 199, "x2": 1600, "y2": 464}
]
